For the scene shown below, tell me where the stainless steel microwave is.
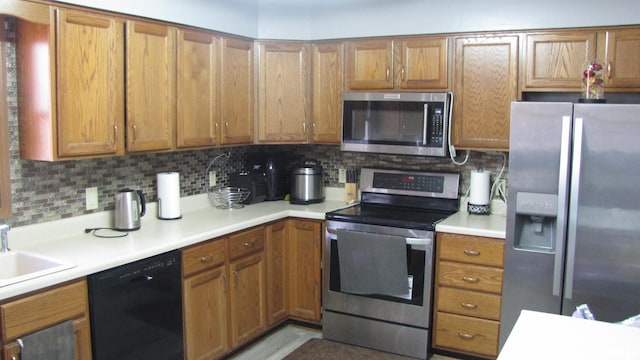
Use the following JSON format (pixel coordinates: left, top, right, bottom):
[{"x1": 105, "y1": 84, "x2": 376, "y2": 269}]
[{"x1": 341, "y1": 92, "x2": 451, "y2": 157}]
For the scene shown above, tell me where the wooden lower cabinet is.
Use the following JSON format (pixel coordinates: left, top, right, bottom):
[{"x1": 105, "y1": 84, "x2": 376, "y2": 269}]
[
  {"x1": 287, "y1": 219, "x2": 322, "y2": 322},
  {"x1": 0, "y1": 280, "x2": 92, "y2": 360},
  {"x1": 433, "y1": 232, "x2": 505, "y2": 359},
  {"x1": 266, "y1": 221, "x2": 288, "y2": 326}
]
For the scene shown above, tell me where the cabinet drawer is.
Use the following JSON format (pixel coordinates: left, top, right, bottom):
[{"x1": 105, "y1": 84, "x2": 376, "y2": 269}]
[
  {"x1": 437, "y1": 286, "x2": 501, "y2": 320},
  {"x1": 229, "y1": 226, "x2": 265, "y2": 261},
  {"x1": 438, "y1": 233, "x2": 504, "y2": 267},
  {"x1": 183, "y1": 239, "x2": 226, "y2": 277},
  {"x1": 438, "y1": 261, "x2": 503, "y2": 294},
  {"x1": 434, "y1": 311, "x2": 499, "y2": 358},
  {"x1": 0, "y1": 280, "x2": 88, "y2": 341}
]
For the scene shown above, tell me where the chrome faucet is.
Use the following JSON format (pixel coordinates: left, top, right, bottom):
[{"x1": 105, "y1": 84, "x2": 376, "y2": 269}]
[{"x1": 0, "y1": 224, "x2": 9, "y2": 252}]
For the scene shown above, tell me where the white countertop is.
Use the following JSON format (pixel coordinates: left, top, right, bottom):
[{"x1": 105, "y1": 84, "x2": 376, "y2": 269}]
[
  {"x1": 435, "y1": 210, "x2": 506, "y2": 239},
  {"x1": 498, "y1": 310, "x2": 640, "y2": 360},
  {"x1": 2, "y1": 191, "x2": 349, "y2": 301},
  {"x1": 2, "y1": 189, "x2": 506, "y2": 301}
]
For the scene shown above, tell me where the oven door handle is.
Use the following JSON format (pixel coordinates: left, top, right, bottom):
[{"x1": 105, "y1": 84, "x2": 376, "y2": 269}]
[{"x1": 406, "y1": 237, "x2": 432, "y2": 246}]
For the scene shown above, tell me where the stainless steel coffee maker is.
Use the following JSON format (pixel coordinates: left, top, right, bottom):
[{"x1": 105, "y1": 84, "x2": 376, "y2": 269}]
[{"x1": 114, "y1": 189, "x2": 146, "y2": 231}]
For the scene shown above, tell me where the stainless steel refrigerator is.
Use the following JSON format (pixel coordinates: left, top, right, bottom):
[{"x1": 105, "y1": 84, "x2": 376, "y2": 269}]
[{"x1": 500, "y1": 101, "x2": 640, "y2": 349}]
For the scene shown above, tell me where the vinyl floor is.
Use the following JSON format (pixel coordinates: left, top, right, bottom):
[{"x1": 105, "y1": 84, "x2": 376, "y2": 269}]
[{"x1": 227, "y1": 324, "x2": 460, "y2": 360}]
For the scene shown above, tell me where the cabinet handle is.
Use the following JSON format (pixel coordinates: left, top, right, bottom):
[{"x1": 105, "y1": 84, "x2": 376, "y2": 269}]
[
  {"x1": 462, "y1": 276, "x2": 479, "y2": 283},
  {"x1": 386, "y1": 66, "x2": 390, "y2": 81},
  {"x1": 243, "y1": 241, "x2": 254, "y2": 248},
  {"x1": 113, "y1": 125, "x2": 118, "y2": 144},
  {"x1": 200, "y1": 255, "x2": 213, "y2": 263},
  {"x1": 233, "y1": 271, "x2": 238, "y2": 288},
  {"x1": 457, "y1": 332, "x2": 476, "y2": 340},
  {"x1": 132, "y1": 124, "x2": 137, "y2": 142},
  {"x1": 225, "y1": 122, "x2": 229, "y2": 130},
  {"x1": 401, "y1": 66, "x2": 405, "y2": 81},
  {"x1": 463, "y1": 249, "x2": 480, "y2": 256},
  {"x1": 607, "y1": 62, "x2": 612, "y2": 80},
  {"x1": 461, "y1": 302, "x2": 478, "y2": 309},
  {"x1": 303, "y1": 122, "x2": 306, "y2": 133}
]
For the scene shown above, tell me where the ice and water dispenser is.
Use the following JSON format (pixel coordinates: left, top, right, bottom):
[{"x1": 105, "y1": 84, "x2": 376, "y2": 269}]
[{"x1": 513, "y1": 192, "x2": 559, "y2": 252}]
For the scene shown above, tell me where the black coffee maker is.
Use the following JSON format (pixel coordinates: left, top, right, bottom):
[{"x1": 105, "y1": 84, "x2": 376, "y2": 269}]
[{"x1": 245, "y1": 152, "x2": 289, "y2": 201}]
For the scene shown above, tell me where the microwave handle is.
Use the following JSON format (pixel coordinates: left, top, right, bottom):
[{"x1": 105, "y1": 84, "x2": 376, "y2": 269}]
[{"x1": 422, "y1": 104, "x2": 429, "y2": 145}]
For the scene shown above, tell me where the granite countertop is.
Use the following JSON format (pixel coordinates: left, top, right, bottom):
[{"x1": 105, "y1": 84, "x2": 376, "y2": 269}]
[{"x1": 2, "y1": 191, "x2": 507, "y2": 301}]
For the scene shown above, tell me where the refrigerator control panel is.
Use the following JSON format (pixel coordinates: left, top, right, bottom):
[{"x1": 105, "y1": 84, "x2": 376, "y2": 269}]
[{"x1": 515, "y1": 192, "x2": 558, "y2": 217}]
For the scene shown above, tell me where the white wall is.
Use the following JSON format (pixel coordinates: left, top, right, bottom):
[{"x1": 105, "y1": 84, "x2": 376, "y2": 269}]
[{"x1": 57, "y1": 0, "x2": 640, "y2": 40}]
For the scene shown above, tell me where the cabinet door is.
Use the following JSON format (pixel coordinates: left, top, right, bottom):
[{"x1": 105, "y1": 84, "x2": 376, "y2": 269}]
[
  {"x1": 287, "y1": 219, "x2": 322, "y2": 322},
  {"x1": 220, "y1": 37, "x2": 254, "y2": 145},
  {"x1": 396, "y1": 37, "x2": 448, "y2": 90},
  {"x1": 523, "y1": 31, "x2": 596, "y2": 90},
  {"x1": 183, "y1": 267, "x2": 230, "y2": 360},
  {"x1": 346, "y1": 39, "x2": 393, "y2": 89},
  {"x1": 126, "y1": 20, "x2": 176, "y2": 152},
  {"x1": 229, "y1": 253, "x2": 266, "y2": 348},
  {"x1": 257, "y1": 42, "x2": 310, "y2": 143},
  {"x1": 266, "y1": 221, "x2": 288, "y2": 326},
  {"x1": 311, "y1": 42, "x2": 343, "y2": 144},
  {"x1": 452, "y1": 35, "x2": 518, "y2": 151},
  {"x1": 600, "y1": 28, "x2": 640, "y2": 89},
  {"x1": 177, "y1": 29, "x2": 219, "y2": 148},
  {"x1": 56, "y1": 8, "x2": 125, "y2": 157}
]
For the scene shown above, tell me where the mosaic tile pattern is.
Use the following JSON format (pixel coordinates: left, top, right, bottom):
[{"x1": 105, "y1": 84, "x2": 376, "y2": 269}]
[{"x1": 1, "y1": 18, "x2": 508, "y2": 228}]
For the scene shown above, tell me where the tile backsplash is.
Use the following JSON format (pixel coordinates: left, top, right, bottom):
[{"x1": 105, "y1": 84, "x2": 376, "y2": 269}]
[{"x1": 2, "y1": 18, "x2": 508, "y2": 228}]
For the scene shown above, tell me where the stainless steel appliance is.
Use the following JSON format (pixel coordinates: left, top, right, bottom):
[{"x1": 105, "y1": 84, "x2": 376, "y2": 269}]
[
  {"x1": 341, "y1": 92, "x2": 451, "y2": 157},
  {"x1": 500, "y1": 102, "x2": 640, "y2": 349},
  {"x1": 290, "y1": 159, "x2": 325, "y2": 204},
  {"x1": 88, "y1": 251, "x2": 183, "y2": 360},
  {"x1": 114, "y1": 189, "x2": 146, "y2": 231},
  {"x1": 324, "y1": 168, "x2": 459, "y2": 359}
]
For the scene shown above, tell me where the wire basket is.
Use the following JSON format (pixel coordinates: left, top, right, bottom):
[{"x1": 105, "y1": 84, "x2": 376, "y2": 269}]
[{"x1": 208, "y1": 187, "x2": 250, "y2": 209}]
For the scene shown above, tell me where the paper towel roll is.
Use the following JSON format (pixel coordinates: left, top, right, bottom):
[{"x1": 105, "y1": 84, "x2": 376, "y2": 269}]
[
  {"x1": 469, "y1": 170, "x2": 490, "y2": 206},
  {"x1": 157, "y1": 172, "x2": 182, "y2": 220}
]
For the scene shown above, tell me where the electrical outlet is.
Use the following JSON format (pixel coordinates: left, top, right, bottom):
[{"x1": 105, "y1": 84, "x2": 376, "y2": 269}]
[
  {"x1": 209, "y1": 171, "x2": 217, "y2": 186},
  {"x1": 85, "y1": 187, "x2": 98, "y2": 210},
  {"x1": 338, "y1": 168, "x2": 346, "y2": 184},
  {"x1": 496, "y1": 179, "x2": 507, "y2": 197}
]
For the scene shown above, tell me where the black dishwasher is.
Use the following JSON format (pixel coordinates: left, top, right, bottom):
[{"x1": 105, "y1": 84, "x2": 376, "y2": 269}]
[{"x1": 88, "y1": 250, "x2": 183, "y2": 360}]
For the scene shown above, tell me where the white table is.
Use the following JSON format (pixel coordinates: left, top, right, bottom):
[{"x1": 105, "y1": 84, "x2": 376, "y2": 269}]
[{"x1": 498, "y1": 310, "x2": 640, "y2": 360}]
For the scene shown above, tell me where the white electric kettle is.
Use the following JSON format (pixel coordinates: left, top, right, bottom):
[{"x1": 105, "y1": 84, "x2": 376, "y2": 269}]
[{"x1": 114, "y1": 189, "x2": 146, "y2": 231}]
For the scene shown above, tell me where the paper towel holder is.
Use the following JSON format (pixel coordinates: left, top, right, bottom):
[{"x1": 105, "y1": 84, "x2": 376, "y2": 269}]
[{"x1": 468, "y1": 168, "x2": 491, "y2": 215}]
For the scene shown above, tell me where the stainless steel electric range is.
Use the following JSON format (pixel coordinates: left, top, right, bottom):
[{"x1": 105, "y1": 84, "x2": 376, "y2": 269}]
[{"x1": 323, "y1": 168, "x2": 460, "y2": 359}]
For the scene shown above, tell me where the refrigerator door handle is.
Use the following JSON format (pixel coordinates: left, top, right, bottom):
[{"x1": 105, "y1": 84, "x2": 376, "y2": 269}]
[
  {"x1": 553, "y1": 115, "x2": 572, "y2": 297},
  {"x1": 564, "y1": 117, "x2": 585, "y2": 300}
]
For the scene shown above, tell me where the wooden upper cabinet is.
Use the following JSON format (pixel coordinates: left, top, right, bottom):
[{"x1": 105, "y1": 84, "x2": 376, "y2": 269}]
[
  {"x1": 125, "y1": 20, "x2": 176, "y2": 153},
  {"x1": 311, "y1": 42, "x2": 343, "y2": 144},
  {"x1": 220, "y1": 37, "x2": 254, "y2": 145},
  {"x1": 522, "y1": 31, "x2": 596, "y2": 91},
  {"x1": 346, "y1": 39, "x2": 394, "y2": 89},
  {"x1": 257, "y1": 41, "x2": 310, "y2": 143},
  {"x1": 599, "y1": 27, "x2": 640, "y2": 89},
  {"x1": 396, "y1": 37, "x2": 448, "y2": 90},
  {"x1": 176, "y1": 29, "x2": 220, "y2": 149},
  {"x1": 18, "y1": 7, "x2": 125, "y2": 160},
  {"x1": 452, "y1": 34, "x2": 519, "y2": 151},
  {"x1": 345, "y1": 36, "x2": 448, "y2": 91}
]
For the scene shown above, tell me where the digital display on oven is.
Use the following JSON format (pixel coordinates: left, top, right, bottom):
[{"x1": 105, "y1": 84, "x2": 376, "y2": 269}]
[{"x1": 372, "y1": 173, "x2": 445, "y2": 193}]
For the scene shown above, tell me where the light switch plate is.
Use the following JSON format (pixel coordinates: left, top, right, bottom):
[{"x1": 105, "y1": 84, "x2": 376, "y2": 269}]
[
  {"x1": 209, "y1": 171, "x2": 217, "y2": 186},
  {"x1": 85, "y1": 187, "x2": 98, "y2": 210}
]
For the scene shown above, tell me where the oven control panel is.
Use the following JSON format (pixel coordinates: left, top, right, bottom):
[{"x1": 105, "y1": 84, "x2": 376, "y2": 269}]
[{"x1": 360, "y1": 168, "x2": 459, "y2": 199}]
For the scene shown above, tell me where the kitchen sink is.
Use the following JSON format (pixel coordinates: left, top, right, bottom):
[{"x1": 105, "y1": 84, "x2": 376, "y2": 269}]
[{"x1": 0, "y1": 251, "x2": 75, "y2": 287}]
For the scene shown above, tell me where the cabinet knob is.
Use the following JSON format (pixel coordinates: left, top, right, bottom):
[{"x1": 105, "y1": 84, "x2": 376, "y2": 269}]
[
  {"x1": 243, "y1": 241, "x2": 254, "y2": 248},
  {"x1": 200, "y1": 255, "x2": 213, "y2": 263}
]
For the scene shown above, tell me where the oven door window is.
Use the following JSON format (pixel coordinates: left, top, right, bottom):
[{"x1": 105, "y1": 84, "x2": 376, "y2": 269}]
[{"x1": 329, "y1": 237, "x2": 426, "y2": 306}]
